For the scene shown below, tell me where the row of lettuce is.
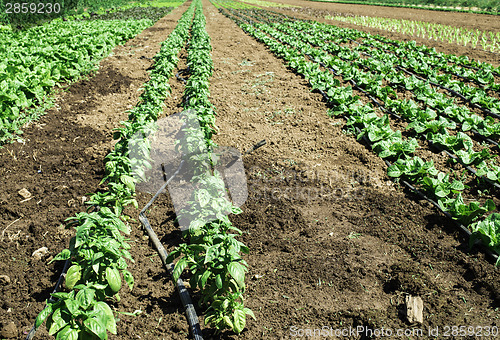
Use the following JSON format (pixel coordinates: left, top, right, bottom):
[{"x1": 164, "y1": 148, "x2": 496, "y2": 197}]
[
  {"x1": 216, "y1": 4, "x2": 500, "y2": 263},
  {"x1": 229, "y1": 9, "x2": 500, "y2": 179},
  {"x1": 331, "y1": 15, "x2": 500, "y2": 53},
  {"x1": 34, "y1": 0, "x2": 254, "y2": 338},
  {"x1": 0, "y1": 4, "x2": 175, "y2": 146},
  {"x1": 308, "y1": 0, "x2": 500, "y2": 15},
  {"x1": 166, "y1": 0, "x2": 255, "y2": 334},
  {"x1": 33, "y1": 3, "x2": 195, "y2": 339}
]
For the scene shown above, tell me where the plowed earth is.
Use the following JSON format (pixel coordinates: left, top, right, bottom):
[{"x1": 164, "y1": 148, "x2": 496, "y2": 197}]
[{"x1": 0, "y1": 0, "x2": 498, "y2": 339}]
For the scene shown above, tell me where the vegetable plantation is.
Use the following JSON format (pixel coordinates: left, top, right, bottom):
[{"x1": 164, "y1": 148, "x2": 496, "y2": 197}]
[{"x1": 0, "y1": 0, "x2": 499, "y2": 338}]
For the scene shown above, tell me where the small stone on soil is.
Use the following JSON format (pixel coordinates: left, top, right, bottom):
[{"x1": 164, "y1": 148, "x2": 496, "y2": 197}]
[
  {"x1": 18, "y1": 188, "x2": 32, "y2": 199},
  {"x1": 0, "y1": 275, "x2": 11, "y2": 285},
  {"x1": 32, "y1": 246, "x2": 49, "y2": 261},
  {"x1": 405, "y1": 295, "x2": 424, "y2": 324}
]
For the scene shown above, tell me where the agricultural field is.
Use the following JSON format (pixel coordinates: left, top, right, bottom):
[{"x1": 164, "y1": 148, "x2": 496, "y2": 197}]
[{"x1": 0, "y1": 0, "x2": 499, "y2": 339}]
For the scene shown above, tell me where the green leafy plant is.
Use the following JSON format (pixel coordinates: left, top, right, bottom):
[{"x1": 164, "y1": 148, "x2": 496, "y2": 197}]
[
  {"x1": 422, "y1": 172, "x2": 465, "y2": 198},
  {"x1": 470, "y1": 213, "x2": 500, "y2": 265},
  {"x1": 0, "y1": 17, "x2": 154, "y2": 145},
  {"x1": 205, "y1": 292, "x2": 256, "y2": 334},
  {"x1": 372, "y1": 131, "x2": 419, "y2": 158},
  {"x1": 477, "y1": 160, "x2": 500, "y2": 183},
  {"x1": 162, "y1": 3, "x2": 255, "y2": 333},
  {"x1": 35, "y1": 289, "x2": 117, "y2": 340},
  {"x1": 439, "y1": 193, "x2": 496, "y2": 225},
  {"x1": 34, "y1": 3, "x2": 196, "y2": 338},
  {"x1": 387, "y1": 156, "x2": 438, "y2": 181}
]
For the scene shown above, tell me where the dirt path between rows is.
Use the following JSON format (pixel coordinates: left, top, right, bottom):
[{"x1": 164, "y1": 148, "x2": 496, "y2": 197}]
[
  {"x1": 0, "y1": 3, "x2": 190, "y2": 338},
  {"x1": 201, "y1": 1, "x2": 500, "y2": 338}
]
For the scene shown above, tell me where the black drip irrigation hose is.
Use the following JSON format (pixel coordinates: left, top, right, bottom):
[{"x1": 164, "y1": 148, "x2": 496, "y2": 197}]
[
  {"x1": 276, "y1": 17, "x2": 500, "y2": 118},
  {"x1": 138, "y1": 139, "x2": 266, "y2": 339},
  {"x1": 257, "y1": 7, "x2": 500, "y2": 79},
  {"x1": 176, "y1": 68, "x2": 189, "y2": 84},
  {"x1": 25, "y1": 259, "x2": 71, "y2": 340},
  {"x1": 367, "y1": 37, "x2": 500, "y2": 77},
  {"x1": 219, "y1": 7, "x2": 500, "y2": 264},
  {"x1": 394, "y1": 174, "x2": 499, "y2": 263},
  {"x1": 324, "y1": 39, "x2": 500, "y2": 148},
  {"x1": 242, "y1": 10, "x2": 500, "y2": 145},
  {"x1": 138, "y1": 160, "x2": 204, "y2": 340},
  {"x1": 25, "y1": 205, "x2": 103, "y2": 340},
  {"x1": 318, "y1": 35, "x2": 500, "y2": 125},
  {"x1": 138, "y1": 35, "x2": 206, "y2": 340},
  {"x1": 316, "y1": 53, "x2": 500, "y2": 190},
  {"x1": 350, "y1": 38, "x2": 498, "y2": 93},
  {"x1": 394, "y1": 65, "x2": 500, "y2": 120},
  {"x1": 459, "y1": 63, "x2": 500, "y2": 78}
]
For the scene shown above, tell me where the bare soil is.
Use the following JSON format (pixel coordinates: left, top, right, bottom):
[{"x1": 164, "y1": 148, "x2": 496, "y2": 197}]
[{"x1": 0, "y1": 1, "x2": 499, "y2": 340}]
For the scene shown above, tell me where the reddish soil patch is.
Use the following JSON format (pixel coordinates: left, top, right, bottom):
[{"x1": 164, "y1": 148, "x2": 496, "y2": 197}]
[
  {"x1": 276, "y1": 0, "x2": 500, "y2": 32},
  {"x1": 1, "y1": 1, "x2": 499, "y2": 339}
]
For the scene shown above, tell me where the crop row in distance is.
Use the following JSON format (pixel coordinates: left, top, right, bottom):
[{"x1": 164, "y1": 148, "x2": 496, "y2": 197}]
[{"x1": 331, "y1": 15, "x2": 500, "y2": 53}]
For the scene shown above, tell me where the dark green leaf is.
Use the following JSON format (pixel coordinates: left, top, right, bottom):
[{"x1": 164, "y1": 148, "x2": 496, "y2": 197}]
[
  {"x1": 106, "y1": 267, "x2": 122, "y2": 294},
  {"x1": 122, "y1": 269, "x2": 134, "y2": 290},
  {"x1": 83, "y1": 317, "x2": 107, "y2": 340},
  {"x1": 76, "y1": 288, "x2": 95, "y2": 310},
  {"x1": 35, "y1": 304, "x2": 53, "y2": 329},
  {"x1": 49, "y1": 249, "x2": 71, "y2": 263},
  {"x1": 228, "y1": 261, "x2": 245, "y2": 287},
  {"x1": 55, "y1": 325, "x2": 78, "y2": 340},
  {"x1": 64, "y1": 298, "x2": 80, "y2": 316},
  {"x1": 200, "y1": 270, "x2": 211, "y2": 289},
  {"x1": 48, "y1": 308, "x2": 67, "y2": 335},
  {"x1": 244, "y1": 307, "x2": 256, "y2": 320},
  {"x1": 94, "y1": 301, "x2": 116, "y2": 335},
  {"x1": 215, "y1": 273, "x2": 223, "y2": 289},
  {"x1": 173, "y1": 258, "x2": 187, "y2": 282},
  {"x1": 65, "y1": 264, "x2": 82, "y2": 290}
]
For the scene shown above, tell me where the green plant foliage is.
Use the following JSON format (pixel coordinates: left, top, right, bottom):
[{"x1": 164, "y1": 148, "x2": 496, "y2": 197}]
[
  {"x1": 76, "y1": 6, "x2": 174, "y2": 21},
  {"x1": 164, "y1": 1, "x2": 254, "y2": 334},
  {"x1": 470, "y1": 213, "x2": 500, "y2": 264},
  {"x1": 0, "y1": 17, "x2": 153, "y2": 145},
  {"x1": 332, "y1": 15, "x2": 500, "y2": 52},
  {"x1": 312, "y1": 0, "x2": 500, "y2": 15}
]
